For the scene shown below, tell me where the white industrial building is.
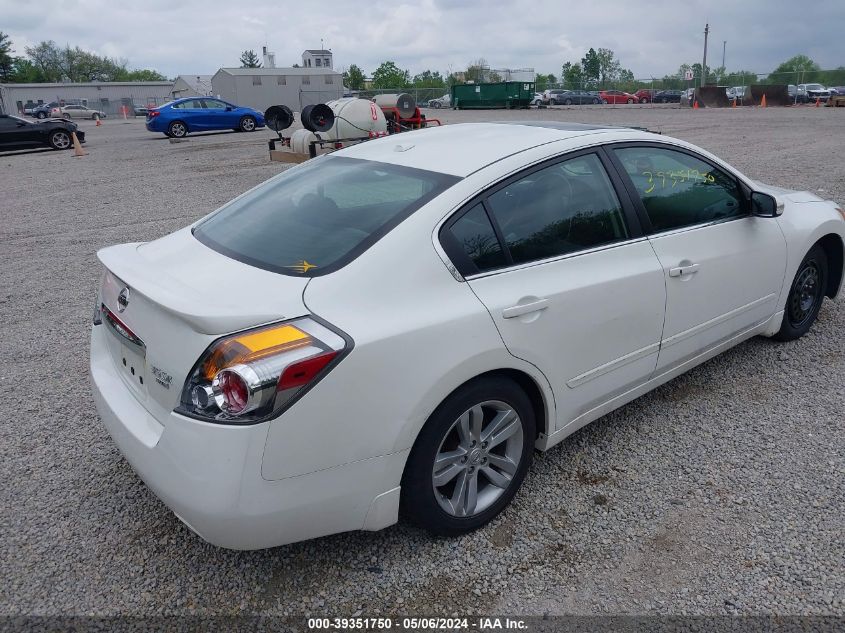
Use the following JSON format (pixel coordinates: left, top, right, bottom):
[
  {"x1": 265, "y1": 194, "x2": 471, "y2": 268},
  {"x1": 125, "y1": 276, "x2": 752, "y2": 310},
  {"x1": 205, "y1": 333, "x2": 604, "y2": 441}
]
[
  {"x1": 302, "y1": 49, "x2": 333, "y2": 69},
  {"x1": 210, "y1": 67, "x2": 342, "y2": 113},
  {"x1": 0, "y1": 81, "x2": 175, "y2": 115},
  {"x1": 171, "y1": 75, "x2": 213, "y2": 99}
]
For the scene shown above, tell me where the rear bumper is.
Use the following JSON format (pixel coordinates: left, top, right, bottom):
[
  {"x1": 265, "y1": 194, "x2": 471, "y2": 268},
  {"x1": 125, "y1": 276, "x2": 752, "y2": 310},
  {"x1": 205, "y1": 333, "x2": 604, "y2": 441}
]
[{"x1": 89, "y1": 324, "x2": 406, "y2": 549}]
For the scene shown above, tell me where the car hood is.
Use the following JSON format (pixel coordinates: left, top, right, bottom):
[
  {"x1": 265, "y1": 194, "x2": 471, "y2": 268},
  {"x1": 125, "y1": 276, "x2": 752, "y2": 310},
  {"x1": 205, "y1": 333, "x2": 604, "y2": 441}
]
[{"x1": 752, "y1": 182, "x2": 824, "y2": 204}]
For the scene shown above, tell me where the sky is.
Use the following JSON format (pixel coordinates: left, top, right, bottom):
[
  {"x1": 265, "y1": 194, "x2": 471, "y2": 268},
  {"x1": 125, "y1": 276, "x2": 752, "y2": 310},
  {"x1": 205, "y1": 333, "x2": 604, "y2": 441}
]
[{"x1": 5, "y1": 0, "x2": 844, "y2": 80}]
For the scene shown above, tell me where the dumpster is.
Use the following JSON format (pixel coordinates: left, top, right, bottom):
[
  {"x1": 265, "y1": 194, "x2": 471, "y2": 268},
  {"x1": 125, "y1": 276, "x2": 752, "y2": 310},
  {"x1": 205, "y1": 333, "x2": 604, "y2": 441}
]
[{"x1": 451, "y1": 81, "x2": 535, "y2": 109}]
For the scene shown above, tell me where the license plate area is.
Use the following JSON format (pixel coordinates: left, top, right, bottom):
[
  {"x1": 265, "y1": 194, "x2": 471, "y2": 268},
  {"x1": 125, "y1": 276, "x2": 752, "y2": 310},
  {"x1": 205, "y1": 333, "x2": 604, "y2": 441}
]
[{"x1": 101, "y1": 304, "x2": 148, "y2": 397}]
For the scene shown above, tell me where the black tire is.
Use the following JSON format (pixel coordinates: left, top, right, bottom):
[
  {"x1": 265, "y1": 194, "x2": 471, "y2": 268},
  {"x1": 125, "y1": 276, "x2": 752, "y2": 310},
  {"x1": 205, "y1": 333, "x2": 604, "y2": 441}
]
[
  {"x1": 549, "y1": 99, "x2": 557, "y2": 106},
  {"x1": 37, "y1": 111, "x2": 47, "y2": 119},
  {"x1": 592, "y1": 98, "x2": 599, "y2": 104},
  {"x1": 239, "y1": 115, "x2": 256, "y2": 132},
  {"x1": 626, "y1": 98, "x2": 634, "y2": 104},
  {"x1": 48, "y1": 129, "x2": 72, "y2": 150},
  {"x1": 401, "y1": 376, "x2": 535, "y2": 536},
  {"x1": 564, "y1": 98, "x2": 572, "y2": 105},
  {"x1": 432, "y1": 102, "x2": 441, "y2": 109},
  {"x1": 641, "y1": 98, "x2": 649, "y2": 104},
  {"x1": 774, "y1": 245, "x2": 828, "y2": 341},
  {"x1": 168, "y1": 120, "x2": 187, "y2": 138}
]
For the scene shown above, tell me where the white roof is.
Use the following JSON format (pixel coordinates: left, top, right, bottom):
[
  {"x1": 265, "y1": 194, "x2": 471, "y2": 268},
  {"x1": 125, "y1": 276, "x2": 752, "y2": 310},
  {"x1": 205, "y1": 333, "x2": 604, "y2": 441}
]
[
  {"x1": 175, "y1": 75, "x2": 213, "y2": 93},
  {"x1": 215, "y1": 67, "x2": 339, "y2": 77},
  {"x1": 337, "y1": 122, "x2": 657, "y2": 177}
]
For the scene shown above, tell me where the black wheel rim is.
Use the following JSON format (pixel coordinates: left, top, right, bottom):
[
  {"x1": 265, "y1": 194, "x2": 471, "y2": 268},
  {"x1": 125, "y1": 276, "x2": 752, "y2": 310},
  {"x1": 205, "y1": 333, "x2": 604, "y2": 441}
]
[{"x1": 788, "y1": 262, "x2": 822, "y2": 327}]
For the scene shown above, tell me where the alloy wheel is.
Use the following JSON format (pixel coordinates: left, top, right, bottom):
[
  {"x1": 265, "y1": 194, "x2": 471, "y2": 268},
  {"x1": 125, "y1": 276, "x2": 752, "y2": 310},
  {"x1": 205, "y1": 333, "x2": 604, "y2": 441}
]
[
  {"x1": 241, "y1": 117, "x2": 256, "y2": 132},
  {"x1": 431, "y1": 400, "x2": 524, "y2": 518},
  {"x1": 51, "y1": 131, "x2": 71, "y2": 149}
]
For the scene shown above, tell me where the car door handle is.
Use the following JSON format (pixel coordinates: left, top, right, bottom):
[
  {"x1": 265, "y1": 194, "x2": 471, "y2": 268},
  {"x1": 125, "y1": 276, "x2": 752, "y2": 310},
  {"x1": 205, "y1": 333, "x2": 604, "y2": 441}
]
[
  {"x1": 668, "y1": 263, "x2": 700, "y2": 277},
  {"x1": 502, "y1": 299, "x2": 549, "y2": 319}
]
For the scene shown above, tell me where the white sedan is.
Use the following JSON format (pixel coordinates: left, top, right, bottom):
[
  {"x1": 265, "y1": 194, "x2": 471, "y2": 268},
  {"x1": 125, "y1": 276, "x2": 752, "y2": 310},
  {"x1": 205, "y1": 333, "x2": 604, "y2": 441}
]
[
  {"x1": 60, "y1": 104, "x2": 107, "y2": 119},
  {"x1": 90, "y1": 122, "x2": 845, "y2": 549}
]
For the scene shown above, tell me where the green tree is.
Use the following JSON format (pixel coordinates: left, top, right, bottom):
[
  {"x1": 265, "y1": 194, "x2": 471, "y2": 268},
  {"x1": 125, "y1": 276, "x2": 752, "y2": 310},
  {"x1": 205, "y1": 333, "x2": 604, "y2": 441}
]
[
  {"x1": 465, "y1": 58, "x2": 489, "y2": 83},
  {"x1": 533, "y1": 73, "x2": 558, "y2": 91},
  {"x1": 768, "y1": 55, "x2": 820, "y2": 83},
  {"x1": 0, "y1": 32, "x2": 15, "y2": 82},
  {"x1": 119, "y1": 68, "x2": 168, "y2": 81},
  {"x1": 239, "y1": 50, "x2": 261, "y2": 68},
  {"x1": 412, "y1": 69, "x2": 445, "y2": 88},
  {"x1": 343, "y1": 63, "x2": 365, "y2": 90},
  {"x1": 561, "y1": 62, "x2": 585, "y2": 89},
  {"x1": 25, "y1": 41, "x2": 64, "y2": 82},
  {"x1": 371, "y1": 60, "x2": 410, "y2": 89},
  {"x1": 580, "y1": 48, "x2": 600, "y2": 85}
]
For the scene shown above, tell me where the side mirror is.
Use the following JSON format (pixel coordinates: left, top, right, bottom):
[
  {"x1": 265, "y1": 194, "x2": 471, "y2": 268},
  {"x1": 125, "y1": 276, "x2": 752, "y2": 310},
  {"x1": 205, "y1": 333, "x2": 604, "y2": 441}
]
[{"x1": 750, "y1": 191, "x2": 782, "y2": 217}]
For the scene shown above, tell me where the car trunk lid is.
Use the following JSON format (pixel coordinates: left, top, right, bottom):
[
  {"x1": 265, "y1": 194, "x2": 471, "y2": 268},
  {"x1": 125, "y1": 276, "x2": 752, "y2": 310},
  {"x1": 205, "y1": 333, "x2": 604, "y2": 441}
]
[{"x1": 97, "y1": 228, "x2": 310, "y2": 414}]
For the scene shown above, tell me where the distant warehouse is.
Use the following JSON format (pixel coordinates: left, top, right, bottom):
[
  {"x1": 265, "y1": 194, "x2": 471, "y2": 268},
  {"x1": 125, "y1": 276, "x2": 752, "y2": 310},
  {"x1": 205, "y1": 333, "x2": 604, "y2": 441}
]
[
  {"x1": 0, "y1": 81, "x2": 175, "y2": 116},
  {"x1": 210, "y1": 67, "x2": 343, "y2": 113},
  {"x1": 171, "y1": 75, "x2": 213, "y2": 99}
]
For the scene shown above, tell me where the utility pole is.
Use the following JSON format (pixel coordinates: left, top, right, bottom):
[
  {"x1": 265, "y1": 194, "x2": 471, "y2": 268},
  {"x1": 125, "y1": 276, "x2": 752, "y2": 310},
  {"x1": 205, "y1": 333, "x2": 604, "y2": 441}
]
[
  {"x1": 701, "y1": 23, "x2": 710, "y2": 87},
  {"x1": 721, "y1": 40, "x2": 726, "y2": 69}
]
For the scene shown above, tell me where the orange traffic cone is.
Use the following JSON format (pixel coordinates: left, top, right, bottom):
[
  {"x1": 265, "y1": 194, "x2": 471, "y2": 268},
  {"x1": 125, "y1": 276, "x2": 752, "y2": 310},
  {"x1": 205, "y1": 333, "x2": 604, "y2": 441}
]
[
  {"x1": 815, "y1": 97, "x2": 821, "y2": 107},
  {"x1": 760, "y1": 94, "x2": 767, "y2": 108},
  {"x1": 71, "y1": 131, "x2": 87, "y2": 157},
  {"x1": 95, "y1": 114, "x2": 102, "y2": 126},
  {"x1": 693, "y1": 100, "x2": 699, "y2": 110},
  {"x1": 732, "y1": 98, "x2": 737, "y2": 108}
]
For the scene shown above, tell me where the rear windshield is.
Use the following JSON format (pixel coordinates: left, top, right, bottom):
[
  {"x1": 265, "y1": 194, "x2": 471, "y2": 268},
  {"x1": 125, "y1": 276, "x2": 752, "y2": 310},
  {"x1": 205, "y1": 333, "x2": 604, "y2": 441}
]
[{"x1": 193, "y1": 156, "x2": 458, "y2": 276}]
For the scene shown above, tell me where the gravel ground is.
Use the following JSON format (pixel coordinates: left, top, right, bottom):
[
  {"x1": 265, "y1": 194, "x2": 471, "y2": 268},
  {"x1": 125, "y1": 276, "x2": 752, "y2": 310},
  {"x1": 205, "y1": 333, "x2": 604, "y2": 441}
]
[{"x1": 1, "y1": 106, "x2": 843, "y2": 617}]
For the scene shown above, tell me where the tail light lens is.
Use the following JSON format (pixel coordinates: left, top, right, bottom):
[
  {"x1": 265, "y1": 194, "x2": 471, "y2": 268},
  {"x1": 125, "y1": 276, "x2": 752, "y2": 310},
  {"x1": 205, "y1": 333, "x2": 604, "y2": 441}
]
[
  {"x1": 148, "y1": 110, "x2": 160, "y2": 118},
  {"x1": 177, "y1": 317, "x2": 350, "y2": 424}
]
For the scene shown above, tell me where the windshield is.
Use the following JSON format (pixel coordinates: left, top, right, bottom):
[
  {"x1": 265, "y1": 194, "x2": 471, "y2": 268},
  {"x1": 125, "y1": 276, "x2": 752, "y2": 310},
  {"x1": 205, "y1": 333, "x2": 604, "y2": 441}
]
[
  {"x1": 194, "y1": 156, "x2": 458, "y2": 276},
  {"x1": 805, "y1": 84, "x2": 824, "y2": 90}
]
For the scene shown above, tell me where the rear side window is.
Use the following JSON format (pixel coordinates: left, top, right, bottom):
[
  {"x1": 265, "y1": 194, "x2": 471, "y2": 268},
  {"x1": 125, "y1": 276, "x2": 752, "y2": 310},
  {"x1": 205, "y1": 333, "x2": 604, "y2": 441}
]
[
  {"x1": 613, "y1": 146, "x2": 745, "y2": 232},
  {"x1": 194, "y1": 156, "x2": 457, "y2": 276},
  {"x1": 485, "y1": 153, "x2": 628, "y2": 266},
  {"x1": 447, "y1": 204, "x2": 507, "y2": 272}
]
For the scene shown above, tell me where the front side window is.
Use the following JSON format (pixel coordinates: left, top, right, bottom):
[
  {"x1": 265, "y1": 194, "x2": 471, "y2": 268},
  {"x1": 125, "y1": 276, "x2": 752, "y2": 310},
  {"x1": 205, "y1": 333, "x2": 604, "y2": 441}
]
[
  {"x1": 485, "y1": 153, "x2": 629, "y2": 266},
  {"x1": 194, "y1": 156, "x2": 457, "y2": 276},
  {"x1": 203, "y1": 99, "x2": 227, "y2": 110},
  {"x1": 613, "y1": 146, "x2": 745, "y2": 232}
]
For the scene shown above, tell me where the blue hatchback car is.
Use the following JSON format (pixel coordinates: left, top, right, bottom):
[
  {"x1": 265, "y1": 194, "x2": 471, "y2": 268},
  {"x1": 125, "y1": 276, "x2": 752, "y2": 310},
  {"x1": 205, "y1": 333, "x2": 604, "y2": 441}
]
[{"x1": 146, "y1": 97, "x2": 265, "y2": 138}]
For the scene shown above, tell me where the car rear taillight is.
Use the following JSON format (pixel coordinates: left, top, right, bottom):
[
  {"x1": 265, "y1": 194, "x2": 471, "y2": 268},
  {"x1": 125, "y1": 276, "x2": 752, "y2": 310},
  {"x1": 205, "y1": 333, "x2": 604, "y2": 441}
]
[
  {"x1": 148, "y1": 110, "x2": 160, "y2": 118},
  {"x1": 178, "y1": 317, "x2": 350, "y2": 424}
]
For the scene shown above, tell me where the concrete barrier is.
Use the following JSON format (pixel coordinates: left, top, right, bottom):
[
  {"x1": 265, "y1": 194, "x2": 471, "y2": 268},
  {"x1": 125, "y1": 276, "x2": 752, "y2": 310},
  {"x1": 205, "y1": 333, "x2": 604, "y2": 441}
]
[
  {"x1": 694, "y1": 86, "x2": 731, "y2": 108},
  {"x1": 749, "y1": 85, "x2": 790, "y2": 106}
]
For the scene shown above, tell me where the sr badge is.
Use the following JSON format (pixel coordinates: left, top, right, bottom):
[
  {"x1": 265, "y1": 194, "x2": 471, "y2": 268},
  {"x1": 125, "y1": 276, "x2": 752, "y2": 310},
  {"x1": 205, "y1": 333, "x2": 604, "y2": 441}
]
[{"x1": 151, "y1": 365, "x2": 173, "y2": 390}]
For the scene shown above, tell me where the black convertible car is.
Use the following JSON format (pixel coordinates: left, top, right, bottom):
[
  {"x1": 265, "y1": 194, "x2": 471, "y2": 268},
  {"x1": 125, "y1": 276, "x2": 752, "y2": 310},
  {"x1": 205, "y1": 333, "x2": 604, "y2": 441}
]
[{"x1": 0, "y1": 114, "x2": 85, "y2": 151}]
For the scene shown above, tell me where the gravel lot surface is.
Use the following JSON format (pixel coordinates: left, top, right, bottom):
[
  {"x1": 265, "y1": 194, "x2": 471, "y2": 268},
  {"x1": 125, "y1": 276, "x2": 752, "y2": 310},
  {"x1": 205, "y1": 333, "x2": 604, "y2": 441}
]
[{"x1": 1, "y1": 106, "x2": 843, "y2": 617}]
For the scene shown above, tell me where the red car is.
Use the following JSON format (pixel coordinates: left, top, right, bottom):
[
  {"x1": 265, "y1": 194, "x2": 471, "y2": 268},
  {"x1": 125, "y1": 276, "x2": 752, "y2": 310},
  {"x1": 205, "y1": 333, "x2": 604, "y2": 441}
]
[
  {"x1": 633, "y1": 89, "x2": 658, "y2": 103},
  {"x1": 600, "y1": 90, "x2": 638, "y2": 104}
]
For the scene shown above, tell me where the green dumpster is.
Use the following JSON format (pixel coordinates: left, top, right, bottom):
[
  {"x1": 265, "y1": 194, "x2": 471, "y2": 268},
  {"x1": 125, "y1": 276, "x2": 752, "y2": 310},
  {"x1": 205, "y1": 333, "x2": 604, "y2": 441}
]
[{"x1": 451, "y1": 81, "x2": 535, "y2": 109}]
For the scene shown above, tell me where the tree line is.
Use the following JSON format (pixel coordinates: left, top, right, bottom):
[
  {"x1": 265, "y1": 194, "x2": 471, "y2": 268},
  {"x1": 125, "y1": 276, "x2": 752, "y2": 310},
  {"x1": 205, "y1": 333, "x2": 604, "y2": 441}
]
[
  {"x1": 338, "y1": 51, "x2": 844, "y2": 94},
  {"x1": 0, "y1": 33, "x2": 167, "y2": 83}
]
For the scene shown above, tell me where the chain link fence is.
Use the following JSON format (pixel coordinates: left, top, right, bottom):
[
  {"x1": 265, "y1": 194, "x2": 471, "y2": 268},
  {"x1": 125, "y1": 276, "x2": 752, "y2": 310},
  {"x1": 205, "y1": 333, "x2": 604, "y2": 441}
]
[{"x1": 350, "y1": 68, "x2": 844, "y2": 110}]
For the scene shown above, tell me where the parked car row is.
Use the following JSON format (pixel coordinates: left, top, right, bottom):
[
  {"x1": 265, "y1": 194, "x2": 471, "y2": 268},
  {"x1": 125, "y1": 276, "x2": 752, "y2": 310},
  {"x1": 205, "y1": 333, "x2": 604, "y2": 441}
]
[
  {"x1": 24, "y1": 101, "x2": 153, "y2": 119},
  {"x1": 532, "y1": 88, "x2": 684, "y2": 106}
]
